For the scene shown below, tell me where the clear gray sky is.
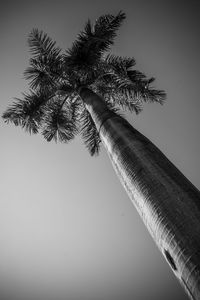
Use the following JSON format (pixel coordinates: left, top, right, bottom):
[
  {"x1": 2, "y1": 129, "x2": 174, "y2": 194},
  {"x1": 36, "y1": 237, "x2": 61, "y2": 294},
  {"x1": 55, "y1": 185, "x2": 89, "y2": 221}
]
[{"x1": 1, "y1": 1, "x2": 200, "y2": 300}]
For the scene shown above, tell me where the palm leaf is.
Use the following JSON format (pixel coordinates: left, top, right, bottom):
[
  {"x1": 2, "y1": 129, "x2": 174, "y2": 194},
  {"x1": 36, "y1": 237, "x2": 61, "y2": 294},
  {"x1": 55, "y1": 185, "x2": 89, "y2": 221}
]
[
  {"x1": 93, "y1": 11, "x2": 126, "y2": 49},
  {"x1": 42, "y1": 99, "x2": 78, "y2": 142},
  {"x1": 104, "y1": 54, "x2": 136, "y2": 74},
  {"x1": 79, "y1": 108, "x2": 101, "y2": 156},
  {"x1": 95, "y1": 56, "x2": 166, "y2": 110},
  {"x1": 2, "y1": 91, "x2": 51, "y2": 134},
  {"x1": 109, "y1": 91, "x2": 143, "y2": 114},
  {"x1": 64, "y1": 11, "x2": 126, "y2": 73},
  {"x1": 24, "y1": 58, "x2": 55, "y2": 92},
  {"x1": 28, "y1": 29, "x2": 61, "y2": 59},
  {"x1": 127, "y1": 73, "x2": 166, "y2": 104},
  {"x1": 94, "y1": 67, "x2": 143, "y2": 114},
  {"x1": 24, "y1": 54, "x2": 64, "y2": 92}
]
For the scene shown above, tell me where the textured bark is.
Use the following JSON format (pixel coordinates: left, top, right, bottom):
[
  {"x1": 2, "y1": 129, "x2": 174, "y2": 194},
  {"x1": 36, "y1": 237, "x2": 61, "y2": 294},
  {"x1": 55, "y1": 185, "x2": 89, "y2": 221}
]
[{"x1": 79, "y1": 87, "x2": 200, "y2": 300}]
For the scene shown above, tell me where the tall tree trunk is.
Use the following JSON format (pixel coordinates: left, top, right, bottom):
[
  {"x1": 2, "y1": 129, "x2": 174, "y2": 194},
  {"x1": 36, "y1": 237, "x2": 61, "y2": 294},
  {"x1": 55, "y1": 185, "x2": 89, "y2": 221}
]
[{"x1": 79, "y1": 87, "x2": 200, "y2": 300}]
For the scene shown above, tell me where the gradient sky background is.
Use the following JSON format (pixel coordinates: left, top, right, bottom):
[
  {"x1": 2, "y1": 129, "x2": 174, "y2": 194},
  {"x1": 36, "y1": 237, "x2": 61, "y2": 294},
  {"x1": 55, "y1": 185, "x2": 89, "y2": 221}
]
[{"x1": 1, "y1": 1, "x2": 200, "y2": 300}]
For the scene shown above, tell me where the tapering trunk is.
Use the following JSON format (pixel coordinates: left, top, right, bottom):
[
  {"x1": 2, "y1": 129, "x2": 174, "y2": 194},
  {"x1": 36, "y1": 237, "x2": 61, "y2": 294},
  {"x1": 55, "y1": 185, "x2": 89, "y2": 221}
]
[{"x1": 79, "y1": 87, "x2": 200, "y2": 300}]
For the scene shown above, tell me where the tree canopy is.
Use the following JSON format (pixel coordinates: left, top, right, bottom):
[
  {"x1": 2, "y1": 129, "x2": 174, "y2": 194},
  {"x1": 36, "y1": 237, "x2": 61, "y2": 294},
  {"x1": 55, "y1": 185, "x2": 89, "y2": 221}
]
[{"x1": 2, "y1": 11, "x2": 166, "y2": 155}]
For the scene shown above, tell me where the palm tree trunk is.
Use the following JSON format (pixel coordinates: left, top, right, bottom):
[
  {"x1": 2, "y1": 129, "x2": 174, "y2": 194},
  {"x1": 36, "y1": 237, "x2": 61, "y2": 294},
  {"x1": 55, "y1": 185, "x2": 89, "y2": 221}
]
[{"x1": 79, "y1": 87, "x2": 200, "y2": 300}]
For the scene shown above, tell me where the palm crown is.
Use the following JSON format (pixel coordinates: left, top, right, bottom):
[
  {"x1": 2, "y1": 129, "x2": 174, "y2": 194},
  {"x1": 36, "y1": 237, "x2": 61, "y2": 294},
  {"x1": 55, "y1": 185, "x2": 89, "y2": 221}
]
[{"x1": 2, "y1": 11, "x2": 166, "y2": 155}]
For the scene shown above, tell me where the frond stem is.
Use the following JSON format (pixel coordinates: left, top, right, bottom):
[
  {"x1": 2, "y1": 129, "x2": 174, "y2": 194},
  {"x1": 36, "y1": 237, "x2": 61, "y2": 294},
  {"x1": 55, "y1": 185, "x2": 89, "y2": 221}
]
[{"x1": 61, "y1": 95, "x2": 69, "y2": 108}]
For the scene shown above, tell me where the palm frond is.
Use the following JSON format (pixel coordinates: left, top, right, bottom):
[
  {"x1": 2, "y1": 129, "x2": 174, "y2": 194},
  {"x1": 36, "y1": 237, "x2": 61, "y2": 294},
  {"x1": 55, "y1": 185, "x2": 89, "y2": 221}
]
[
  {"x1": 94, "y1": 82, "x2": 142, "y2": 115},
  {"x1": 105, "y1": 54, "x2": 136, "y2": 74},
  {"x1": 64, "y1": 11, "x2": 126, "y2": 74},
  {"x1": 26, "y1": 29, "x2": 63, "y2": 91},
  {"x1": 28, "y1": 29, "x2": 61, "y2": 59},
  {"x1": 96, "y1": 54, "x2": 136, "y2": 91},
  {"x1": 42, "y1": 99, "x2": 78, "y2": 143},
  {"x1": 2, "y1": 91, "x2": 51, "y2": 134},
  {"x1": 109, "y1": 91, "x2": 143, "y2": 114},
  {"x1": 65, "y1": 20, "x2": 99, "y2": 71},
  {"x1": 95, "y1": 58, "x2": 166, "y2": 111},
  {"x1": 93, "y1": 11, "x2": 126, "y2": 50},
  {"x1": 94, "y1": 68, "x2": 143, "y2": 114},
  {"x1": 24, "y1": 58, "x2": 55, "y2": 91},
  {"x1": 56, "y1": 82, "x2": 73, "y2": 94},
  {"x1": 127, "y1": 70, "x2": 147, "y2": 81},
  {"x1": 142, "y1": 88, "x2": 166, "y2": 104},
  {"x1": 127, "y1": 73, "x2": 166, "y2": 104},
  {"x1": 79, "y1": 108, "x2": 101, "y2": 156},
  {"x1": 70, "y1": 96, "x2": 82, "y2": 123},
  {"x1": 24, "y1": 53, "x2": 64, "y2": 92}
]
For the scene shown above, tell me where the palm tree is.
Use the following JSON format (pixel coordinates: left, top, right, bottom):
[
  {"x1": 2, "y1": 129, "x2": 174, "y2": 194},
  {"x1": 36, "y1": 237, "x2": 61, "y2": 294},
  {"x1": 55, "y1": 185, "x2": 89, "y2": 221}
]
[{"x1": 2, "y1": 11, "x2": 200, "y2": 299}]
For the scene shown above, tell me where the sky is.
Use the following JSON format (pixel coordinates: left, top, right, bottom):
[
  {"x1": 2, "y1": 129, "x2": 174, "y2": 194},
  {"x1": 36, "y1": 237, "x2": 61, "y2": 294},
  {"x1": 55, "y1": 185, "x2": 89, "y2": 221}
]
[{"x1": 1, "y1": 1, "x2": 200, "y2": 300}]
